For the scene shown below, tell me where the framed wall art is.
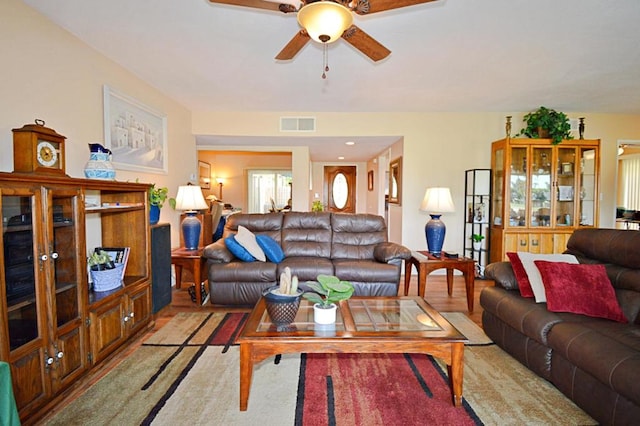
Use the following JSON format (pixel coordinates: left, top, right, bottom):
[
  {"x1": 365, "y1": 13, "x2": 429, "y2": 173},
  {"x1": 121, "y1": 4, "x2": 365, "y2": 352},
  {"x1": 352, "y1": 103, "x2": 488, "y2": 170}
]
[
  {"x1": 103, "y1": 85, "x2": 168, "y2": 174},
  {"x1": 388, "y1": 157, "x2": 402, "y2": 205}
]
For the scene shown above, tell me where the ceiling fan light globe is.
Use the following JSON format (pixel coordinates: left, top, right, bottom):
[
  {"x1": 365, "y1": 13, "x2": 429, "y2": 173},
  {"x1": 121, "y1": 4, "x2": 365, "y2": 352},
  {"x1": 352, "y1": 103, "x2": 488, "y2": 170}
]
[{"x1": 297, "y1": 1, "x2": 353, "y2": 44}]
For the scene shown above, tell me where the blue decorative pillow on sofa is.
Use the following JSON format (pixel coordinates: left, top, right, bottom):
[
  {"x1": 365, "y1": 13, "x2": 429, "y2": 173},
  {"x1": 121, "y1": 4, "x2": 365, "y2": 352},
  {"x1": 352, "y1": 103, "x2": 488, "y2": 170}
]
[
  {"x1": 225, "y1": 236, "x2": 256, "y2": 262},
  {"x1": 256, "y1": 235, "x2": 285, "y2": 263}
]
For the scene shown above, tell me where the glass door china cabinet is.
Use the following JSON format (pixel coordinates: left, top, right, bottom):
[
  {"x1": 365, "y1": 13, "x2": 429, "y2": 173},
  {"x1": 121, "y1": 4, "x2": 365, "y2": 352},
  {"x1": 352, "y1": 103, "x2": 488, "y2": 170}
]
[{"x1": 489, "y1": 137, "x2": 600, "y2": 262}]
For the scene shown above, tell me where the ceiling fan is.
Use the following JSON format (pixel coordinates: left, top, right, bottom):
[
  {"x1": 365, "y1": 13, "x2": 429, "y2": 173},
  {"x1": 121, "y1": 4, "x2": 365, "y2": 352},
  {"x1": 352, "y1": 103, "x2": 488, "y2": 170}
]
[{"x1": 208, "y1": 0, "x2": 438, "y2": 62}]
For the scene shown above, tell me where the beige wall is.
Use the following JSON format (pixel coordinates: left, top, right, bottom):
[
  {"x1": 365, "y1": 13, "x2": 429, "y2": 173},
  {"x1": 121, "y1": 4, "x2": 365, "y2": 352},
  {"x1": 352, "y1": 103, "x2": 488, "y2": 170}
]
[
  {"x1": 0, "y1": 0, "x2": 195, "y2": 247},
  {"x1": 197, "y1": 151, "x2": 292, "y2": 209},
  {"x1": 193, "y1": 112, "x2": 640, "y2": 253}
]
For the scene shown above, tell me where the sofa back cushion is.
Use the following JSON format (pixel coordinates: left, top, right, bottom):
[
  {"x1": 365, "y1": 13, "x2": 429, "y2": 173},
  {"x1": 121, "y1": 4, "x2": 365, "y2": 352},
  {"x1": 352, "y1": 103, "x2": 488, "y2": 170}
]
[
  {"x1": 331, "y1": 213, "x2": 387, "y2": 260},
  {"x1": 224, "y1": 213, "x2": 284, "y2": 243},
  {"x1": 282, "y1": 212, "x2": 332, "y2": 258}
]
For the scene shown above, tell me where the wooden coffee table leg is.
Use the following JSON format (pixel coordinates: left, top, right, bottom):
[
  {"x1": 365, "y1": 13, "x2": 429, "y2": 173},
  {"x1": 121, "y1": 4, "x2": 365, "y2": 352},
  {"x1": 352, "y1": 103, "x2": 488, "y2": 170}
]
[
  {"x1": 448, "y1": 342, "x2": 464, "y2": 406},
  {"x1": 239, "y1": 343, "x2": 253, "y2": 411}
]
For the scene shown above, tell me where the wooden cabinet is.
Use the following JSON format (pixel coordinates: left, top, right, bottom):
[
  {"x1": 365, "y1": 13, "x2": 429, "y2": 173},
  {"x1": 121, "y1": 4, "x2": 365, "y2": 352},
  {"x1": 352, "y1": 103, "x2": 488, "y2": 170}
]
[
  {"x1": 490, "y1": 137, "x2": 600, "y2": 262},
  {"x1": 0, "y1": 173, "x2": 152, "y2": 423}
]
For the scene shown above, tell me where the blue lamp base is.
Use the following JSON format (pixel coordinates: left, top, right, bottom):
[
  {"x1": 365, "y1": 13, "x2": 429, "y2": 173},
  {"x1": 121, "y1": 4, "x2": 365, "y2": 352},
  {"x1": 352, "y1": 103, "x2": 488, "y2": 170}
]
[
  {"x1": 181, "y1": 212, "x2": 202, "y2": 250},
  {"x1": 425, "y1": 214, "x2": 446, "y2": 257}
]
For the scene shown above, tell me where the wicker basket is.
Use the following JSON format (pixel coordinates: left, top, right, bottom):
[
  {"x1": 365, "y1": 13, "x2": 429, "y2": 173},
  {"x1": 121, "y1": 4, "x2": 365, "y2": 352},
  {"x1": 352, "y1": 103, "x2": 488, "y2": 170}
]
[
  {"x1": 91, "y1": 264, "x2": 124, "y2": 292},
  {"x1": 263, "y1": 286, "x2": 303, "y2": 331}
]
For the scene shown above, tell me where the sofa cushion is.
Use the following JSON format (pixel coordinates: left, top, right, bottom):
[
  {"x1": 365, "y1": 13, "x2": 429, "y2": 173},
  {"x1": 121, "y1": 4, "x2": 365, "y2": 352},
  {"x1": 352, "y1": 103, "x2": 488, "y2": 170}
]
[
  {"x1": 208, "y1": 260, "x2": 277, "y2": 282},
  {"x1": 547, "y1": 320, "x2": 640, "y2": 407},
  {"x1": 281, "y1": 212, "x2": 332, "y2": 258},
  {"x1": 235, "y1": 225, "x2": 266, "y2": 262},
  {"x1": 278, "y1": 257, "x2": 334, "y2": 282},
  {"x1": 224, "y1": 236, "x2": 255, "y2": 262},
  {"x1": 506, "y1": 252, "x2": 534, "y2": 298},
  {"x1": 255, "y1": 234, "x2": 285, "y2": 263},
  {"x1": 330, "y1": 213, "x2": 387, "y2": 260},
  {"x1": 333, "y1": 259, "x2": 399, "y2": 283},
  {"x1": 534, "y1": 261, "x2": 627, "y2": 323},
  {"x1": 516, "y1": 252, "x2": 579, "y2": 303}
]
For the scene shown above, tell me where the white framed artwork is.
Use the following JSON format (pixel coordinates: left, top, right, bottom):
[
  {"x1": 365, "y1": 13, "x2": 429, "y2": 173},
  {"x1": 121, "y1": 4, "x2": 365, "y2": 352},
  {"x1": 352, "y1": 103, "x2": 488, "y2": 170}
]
[{"x1": 103, "y1": 85, "x2": 168, "y2": 174}]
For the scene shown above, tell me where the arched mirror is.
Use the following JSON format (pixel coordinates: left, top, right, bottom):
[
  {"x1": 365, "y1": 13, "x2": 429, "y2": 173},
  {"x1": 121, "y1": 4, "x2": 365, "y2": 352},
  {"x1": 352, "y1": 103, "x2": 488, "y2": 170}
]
[
  {"x1": 332, "y1": 172, "x2": 348, "y2": 209},
  {"x1": 389, "y1": 157, "x2": 402, "y2": 205}
]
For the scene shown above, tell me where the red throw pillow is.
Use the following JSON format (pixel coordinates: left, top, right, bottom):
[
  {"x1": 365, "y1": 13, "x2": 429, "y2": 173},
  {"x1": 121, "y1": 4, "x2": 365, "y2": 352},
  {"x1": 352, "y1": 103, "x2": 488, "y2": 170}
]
[
  {"x1": 533, "y1": 261, "x2": 627, "y2": 323},
  {"x1": 506, "y1": 252, "x2": 534, "y2": 297}
]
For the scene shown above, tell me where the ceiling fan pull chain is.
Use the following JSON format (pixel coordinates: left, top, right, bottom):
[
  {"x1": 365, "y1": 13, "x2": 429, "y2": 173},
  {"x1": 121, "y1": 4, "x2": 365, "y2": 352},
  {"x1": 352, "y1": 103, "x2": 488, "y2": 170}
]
[{"x1": 322, "y1": 43, "x2": 329, "y2": 79}]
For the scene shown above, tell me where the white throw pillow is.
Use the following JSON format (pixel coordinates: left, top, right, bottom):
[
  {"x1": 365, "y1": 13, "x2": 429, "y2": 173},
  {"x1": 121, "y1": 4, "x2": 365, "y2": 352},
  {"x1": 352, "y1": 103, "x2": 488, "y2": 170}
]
[
  {"x1": 234, "y1": 225, "x2": 266, "y2": 262},
  {"x1": 517, "y1": 252, "x2": 579, "y2": 303}
]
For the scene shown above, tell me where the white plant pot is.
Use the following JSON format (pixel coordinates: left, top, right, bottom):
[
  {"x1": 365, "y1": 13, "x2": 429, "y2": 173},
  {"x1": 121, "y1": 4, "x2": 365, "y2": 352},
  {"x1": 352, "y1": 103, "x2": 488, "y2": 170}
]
[
  {"x1": 473, "y1": 242, "x2": 482, "y2": 251},
  {"x1": 313, "y1": 303, "x2": 337, "y2": 324}
]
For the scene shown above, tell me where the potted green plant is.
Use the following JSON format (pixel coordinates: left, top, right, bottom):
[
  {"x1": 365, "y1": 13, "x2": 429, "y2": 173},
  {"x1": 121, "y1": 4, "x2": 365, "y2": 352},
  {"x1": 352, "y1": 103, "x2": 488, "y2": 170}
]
[
  {"x1": 88, "y1": 250, "x2": 115, "y2": 271},
  {"x1": 471, "y1": 234, "x2": 484, "y2": 251},
  {"x1": 311, "y1": 200, "x2": 324, "y2": 212},
  {"x1": 303, "y1": 275, "x2": 354, "y2": 324},
  {"x1": 148, "y1": 184, "x2": 175, "y2": 224},
  {"x1": 516, "y1": 106, "x2": 573, "y2": 145}
]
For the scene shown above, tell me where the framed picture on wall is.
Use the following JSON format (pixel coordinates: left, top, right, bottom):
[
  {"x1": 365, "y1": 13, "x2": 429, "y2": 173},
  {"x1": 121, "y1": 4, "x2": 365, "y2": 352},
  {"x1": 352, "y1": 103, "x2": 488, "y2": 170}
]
[
  {"x1": 199, "y1": 161, "x2": 211, "y2": 189},
  {"x1": 103, "y1": 85, "x2": 168, "y2": 174},
  {"x1": 368, "y1": 170, "x2": 374, "y2": 191}
]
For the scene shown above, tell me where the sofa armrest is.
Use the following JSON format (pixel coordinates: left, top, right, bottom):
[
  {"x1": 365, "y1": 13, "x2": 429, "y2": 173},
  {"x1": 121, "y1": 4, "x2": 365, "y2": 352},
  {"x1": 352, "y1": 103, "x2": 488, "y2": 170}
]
[
  {"x1": 374, "y1": 242, "x2": 412, "y2": 263},
  {"x1": 203, "y1": 239, "x2": 233, "y2": 263},
  {"x1": 484, "y1": 261, "x2": 519, "y2": 291}
]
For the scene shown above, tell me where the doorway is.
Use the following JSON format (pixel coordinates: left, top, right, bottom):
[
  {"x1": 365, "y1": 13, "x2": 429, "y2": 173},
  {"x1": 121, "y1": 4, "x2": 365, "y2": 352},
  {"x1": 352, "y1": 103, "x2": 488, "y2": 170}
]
[
  {"x1": 616, "y1": 140, "x2": 640, "y2": 229},
  {"x1": 324, "y1": 166, "x2": 356, "y2": 213}
]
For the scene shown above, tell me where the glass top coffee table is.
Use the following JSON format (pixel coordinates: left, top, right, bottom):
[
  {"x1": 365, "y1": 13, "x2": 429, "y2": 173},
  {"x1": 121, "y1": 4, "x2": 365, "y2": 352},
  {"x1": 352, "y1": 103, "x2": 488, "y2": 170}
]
[{"x1": 238, "y1": 296, "x2": 468, "y2": 411}]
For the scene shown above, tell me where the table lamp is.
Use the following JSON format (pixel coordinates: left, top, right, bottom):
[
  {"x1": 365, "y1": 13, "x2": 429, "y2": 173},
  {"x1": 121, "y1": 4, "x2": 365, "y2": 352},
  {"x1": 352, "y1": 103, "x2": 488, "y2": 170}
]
[
  {"x1": 175, "y1": 184, "x2": 209, "y2": 250},
  {"x1": 419, "y1": 187, "x2": 455, "y2": 256}
]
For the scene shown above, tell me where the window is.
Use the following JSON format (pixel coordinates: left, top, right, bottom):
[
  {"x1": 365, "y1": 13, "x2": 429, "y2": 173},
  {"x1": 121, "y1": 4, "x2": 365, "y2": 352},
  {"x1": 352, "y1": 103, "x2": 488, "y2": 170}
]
[
  {"x1": 247, "y1": 169, "x2": 292, "y2": 213},
  {"x1": 619, "y1": 154, "x2": 640, "y2": 210}
]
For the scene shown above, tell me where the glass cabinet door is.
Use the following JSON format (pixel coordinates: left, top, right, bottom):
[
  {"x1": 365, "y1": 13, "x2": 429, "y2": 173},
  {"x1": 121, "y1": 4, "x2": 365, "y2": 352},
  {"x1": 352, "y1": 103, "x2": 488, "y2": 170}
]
[
  {"x1": 530, "y1": 147, "x2": 552, "y2": 227},
  {"x1": 509, "y1": 147, "x2": 527, "y2": 227},
  {"x1": 556, "y1": 147, "x2": 577, "y2": 227},
  {"x1": 578, "y1": 147, "x2": 598, "y2": 226},
  {"x1": 45, "y1": 189, "x2": 81, "y2": 329},
  {"x1": 2, "y1": 192, "x2": 40, "y2": 351},
  {"x1": 491, "y1": 148, "x2": 504, "y2": 227}
]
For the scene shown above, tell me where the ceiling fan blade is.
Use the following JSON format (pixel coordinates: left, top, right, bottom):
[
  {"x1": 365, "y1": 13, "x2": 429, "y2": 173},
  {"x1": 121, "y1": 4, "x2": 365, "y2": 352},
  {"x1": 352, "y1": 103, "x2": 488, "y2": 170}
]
[
  {"x1": 359, "y1": 0, "x2": 438, "y2": 15},
  {"x1": 208, "y1": 0, "x2": 285, "y2": 13},
  {"x1": 342, "y1": 25, "x2": 390, "y2": 62},
  {"x1": 275, "y1": 30, "x2": 310, "y2": 60}
]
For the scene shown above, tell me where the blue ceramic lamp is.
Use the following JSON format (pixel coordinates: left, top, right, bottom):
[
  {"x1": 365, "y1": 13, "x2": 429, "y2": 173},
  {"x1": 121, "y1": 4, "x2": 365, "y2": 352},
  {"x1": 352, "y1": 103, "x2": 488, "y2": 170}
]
[
  {"x1": 175, "y1": 184, "x2": 209, "y2": 250},
  {"x1": 419, "y1": 187, "x2": 455, "y2": 257}
]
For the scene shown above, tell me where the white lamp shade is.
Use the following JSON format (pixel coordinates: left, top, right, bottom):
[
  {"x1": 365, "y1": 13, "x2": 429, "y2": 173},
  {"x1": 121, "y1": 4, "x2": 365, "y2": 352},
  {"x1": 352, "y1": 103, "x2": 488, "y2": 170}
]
[
  {"x1": 174, "y1": 185, "x2": 208, "y2": 211},
  {"x1": 297, "y1": 1, "x2": 353, "y2": 44},
  {"x1": 420, "y1": 187, "x2": 455, "y2": 213}
]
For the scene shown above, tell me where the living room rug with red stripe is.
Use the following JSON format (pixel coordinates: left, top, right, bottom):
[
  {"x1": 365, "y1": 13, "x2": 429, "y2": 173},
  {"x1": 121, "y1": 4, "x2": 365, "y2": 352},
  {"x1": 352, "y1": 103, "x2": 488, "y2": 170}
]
[{"x1": 42, "y1": 312, "x2": 595, "y2": 426}]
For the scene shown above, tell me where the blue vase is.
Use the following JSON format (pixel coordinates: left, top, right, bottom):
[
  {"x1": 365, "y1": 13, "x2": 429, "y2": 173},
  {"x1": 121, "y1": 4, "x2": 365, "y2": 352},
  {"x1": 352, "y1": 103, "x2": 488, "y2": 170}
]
[
  {"x1": 425, "y1": 214, "x2": 446, "y2": 256},
  {"x1": 181, "y1": 212, "x2": 201, "y2": 250},
  {"x1": 149, "y1": 205, "x2": 160, "y2": 224}
]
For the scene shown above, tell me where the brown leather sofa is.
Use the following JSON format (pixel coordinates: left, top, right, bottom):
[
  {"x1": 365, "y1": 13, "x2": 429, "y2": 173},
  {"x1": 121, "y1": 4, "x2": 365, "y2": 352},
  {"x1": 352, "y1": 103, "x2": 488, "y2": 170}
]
[
  {"x1": 481, "y1": 228, "x2": 640, "y2": 425},
  {"x1": 203, "y1": 211, "x2": 411, "y2": 306}
]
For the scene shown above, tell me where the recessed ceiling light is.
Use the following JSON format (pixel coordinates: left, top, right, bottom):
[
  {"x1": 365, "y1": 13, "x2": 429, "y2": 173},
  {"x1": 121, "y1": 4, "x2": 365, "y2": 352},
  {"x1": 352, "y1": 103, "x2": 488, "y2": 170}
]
[
  {"x1": 345, "y1": 141, "x2": 355, "y2": 146},
  {"x1": 338, "y1": 156, "x2": 345, "y2": 160}
]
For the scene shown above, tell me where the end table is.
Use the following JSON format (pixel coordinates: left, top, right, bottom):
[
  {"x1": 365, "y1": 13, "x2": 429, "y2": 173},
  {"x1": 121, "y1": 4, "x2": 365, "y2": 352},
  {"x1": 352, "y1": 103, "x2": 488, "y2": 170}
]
[
  {"x1": 171, "y1": 247, "x2": 208, "y2": 305},
  {"x1": 404, "y1": 251, "x2": 476, "y2": 312}
]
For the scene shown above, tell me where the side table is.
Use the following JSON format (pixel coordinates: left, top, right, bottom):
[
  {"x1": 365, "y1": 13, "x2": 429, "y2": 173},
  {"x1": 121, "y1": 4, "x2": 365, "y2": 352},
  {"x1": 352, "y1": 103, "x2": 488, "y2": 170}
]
[
  {"x1": 404, "y1": 251, "x2": 476, "y2": 312},
  {"x1": 171, "y1": 247, "x2": 208, "y2": 305}
]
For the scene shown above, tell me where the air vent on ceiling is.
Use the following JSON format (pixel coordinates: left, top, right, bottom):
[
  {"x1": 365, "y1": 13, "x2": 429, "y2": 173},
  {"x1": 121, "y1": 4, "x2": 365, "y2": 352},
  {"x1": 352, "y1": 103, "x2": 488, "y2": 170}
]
[{"x1": 280, "y1": 116, "x2": 316, "y2": 132}]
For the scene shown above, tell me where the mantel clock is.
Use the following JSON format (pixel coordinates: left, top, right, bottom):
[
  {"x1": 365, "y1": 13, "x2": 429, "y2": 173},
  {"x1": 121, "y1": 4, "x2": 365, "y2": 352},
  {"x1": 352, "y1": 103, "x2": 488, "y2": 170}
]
[{"x1": 12, "y1": 119, "x2": 67, "y2": 176}]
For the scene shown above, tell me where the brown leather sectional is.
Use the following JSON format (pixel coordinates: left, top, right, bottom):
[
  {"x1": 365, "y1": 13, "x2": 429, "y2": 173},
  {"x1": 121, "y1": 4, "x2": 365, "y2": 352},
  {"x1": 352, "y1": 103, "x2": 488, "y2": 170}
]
[
  {"x1": 481, "y1": 228, "x2": 640, "y2": 424},
  {"x1": 203, "y1": 211, "x2": 411, "y2": 306}
]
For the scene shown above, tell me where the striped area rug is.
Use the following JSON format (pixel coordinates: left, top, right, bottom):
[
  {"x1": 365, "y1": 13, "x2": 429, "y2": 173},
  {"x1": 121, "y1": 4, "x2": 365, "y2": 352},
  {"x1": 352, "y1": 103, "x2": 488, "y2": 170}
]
[{"x1": 43, "y1": 312, "x2": 594, "y2": 425}]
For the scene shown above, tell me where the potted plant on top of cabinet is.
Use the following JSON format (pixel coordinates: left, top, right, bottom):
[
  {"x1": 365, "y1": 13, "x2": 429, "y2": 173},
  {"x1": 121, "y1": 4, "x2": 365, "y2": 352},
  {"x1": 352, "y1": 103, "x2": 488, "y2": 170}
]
[
  {"x1": 516, "y1": 106, "x2": 573, "y2": 145},
  {"x1": 149, "y1": 184, "x2": 175, "y2": 224}
]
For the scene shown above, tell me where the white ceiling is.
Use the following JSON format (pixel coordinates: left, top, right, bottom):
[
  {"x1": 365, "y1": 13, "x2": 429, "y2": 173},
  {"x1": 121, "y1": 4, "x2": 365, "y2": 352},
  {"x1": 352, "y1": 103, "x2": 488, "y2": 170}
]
[{"x1": 24, "y1": 0, "x2": 640, "y2": 160}]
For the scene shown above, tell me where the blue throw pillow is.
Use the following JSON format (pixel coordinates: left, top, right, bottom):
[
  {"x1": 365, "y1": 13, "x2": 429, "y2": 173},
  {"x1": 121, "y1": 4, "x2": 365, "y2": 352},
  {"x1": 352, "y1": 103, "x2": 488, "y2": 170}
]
[
  {"x1": 225, "y1": 236, "x2": 255, "y2": 262},
  {"x1": 255, "y1": 234, "x2": 285, "y2": 263}
]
